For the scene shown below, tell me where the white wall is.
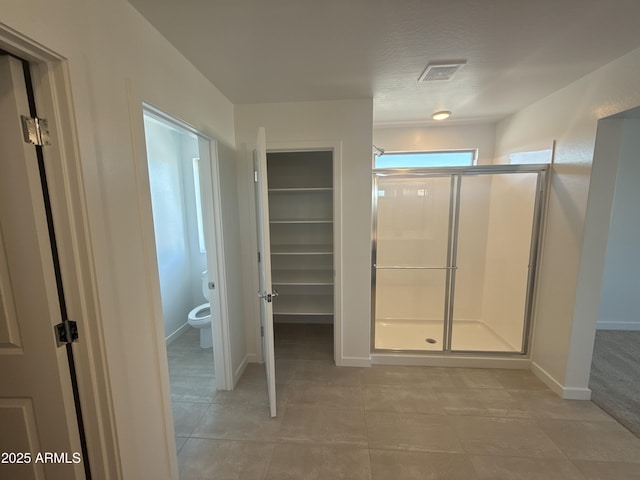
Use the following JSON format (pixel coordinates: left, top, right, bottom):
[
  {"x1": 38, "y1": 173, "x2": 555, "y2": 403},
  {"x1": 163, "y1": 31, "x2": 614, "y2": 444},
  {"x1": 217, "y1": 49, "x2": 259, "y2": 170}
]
[
  {"x1": 494, "y1": 45, "x2": 640, "y2": 398},
  {"x1": 145, "y1": 115, "x2": 208, "y2": 341},
  {"x1": 597, "y1": 118, "x2": 640, "y2": 331},
  {"x1": 145, "y1": 117, "x2": 194, "y2": 339},
  {"x1": 1, "y1": 1, "x2": 241, "y2": 478},
  {"x1": 235, "y1": 100, "x2": 373, "y2": 366},
  {"x1": 179, "y1": 133, "x2": 208, "y2": 307}
]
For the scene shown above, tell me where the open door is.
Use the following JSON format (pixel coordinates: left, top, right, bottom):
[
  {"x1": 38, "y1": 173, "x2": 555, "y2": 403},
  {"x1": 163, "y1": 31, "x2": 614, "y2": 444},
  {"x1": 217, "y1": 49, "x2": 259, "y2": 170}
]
[
  {"x1": 0, "y1": 55, "x2": 85, "y2": 478},
  {"x1": 253, "y1": 127, "x2": 277, "y2": 417}
]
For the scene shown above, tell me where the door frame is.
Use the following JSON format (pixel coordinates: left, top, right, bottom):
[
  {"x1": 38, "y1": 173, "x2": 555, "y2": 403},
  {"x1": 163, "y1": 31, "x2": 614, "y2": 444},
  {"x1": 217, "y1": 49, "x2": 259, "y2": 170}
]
[
  {"x1": 261, "y1": 140, "x2": 343, "y2": 365},
  {"x1": 134, "y1": 103, "x2": 234, "y2": 391},
  {"x1": 0, "y1": 25, "x2": 121, "y2": 479}
]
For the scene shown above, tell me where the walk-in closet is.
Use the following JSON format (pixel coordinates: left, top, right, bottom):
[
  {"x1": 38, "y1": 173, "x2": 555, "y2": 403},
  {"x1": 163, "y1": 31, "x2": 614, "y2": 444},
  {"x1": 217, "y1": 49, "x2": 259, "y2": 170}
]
[{"x1": 266, "y1": 151, "x2": 335, "y2": 354}]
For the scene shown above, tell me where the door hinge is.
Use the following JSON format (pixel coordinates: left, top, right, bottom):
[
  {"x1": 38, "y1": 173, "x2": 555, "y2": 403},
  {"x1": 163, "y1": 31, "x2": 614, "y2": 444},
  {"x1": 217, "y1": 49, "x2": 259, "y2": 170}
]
[
  {"x1": 54, "y1": 320, "x2": 79, "y2": 347},
  {"x1": 208, "y1": 281, "x2": 215, "y2": 290},
  {"x1": 254, "y1": 170, "x2": 258, "y2": 183},
  {"x1": 258, "y1": 251, "x2": 261, "y2": 263},
  {"x1": 20, "y1": 115, "x2": 51, "y2": 146},
  {"x1": 261, "y1": 326, "x2": 264, "y2": 337}
]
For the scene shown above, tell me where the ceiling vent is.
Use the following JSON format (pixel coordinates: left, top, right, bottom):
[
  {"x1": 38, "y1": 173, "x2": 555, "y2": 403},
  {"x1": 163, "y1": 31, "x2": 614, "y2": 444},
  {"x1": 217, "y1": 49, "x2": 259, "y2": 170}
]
[{"x1": 418, "y1": 61, "x2": 466, "y2": 82}]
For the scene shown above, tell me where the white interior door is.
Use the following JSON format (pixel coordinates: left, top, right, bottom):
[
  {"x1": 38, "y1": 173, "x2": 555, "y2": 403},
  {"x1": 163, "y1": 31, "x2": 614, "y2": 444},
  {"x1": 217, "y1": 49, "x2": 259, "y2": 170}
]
[
  {"x1": 253, "y1": 127, "x2": 277, "y2": 417},
  {"x1": 0, "y1": 55, "x2": 84, "y2": 478}
]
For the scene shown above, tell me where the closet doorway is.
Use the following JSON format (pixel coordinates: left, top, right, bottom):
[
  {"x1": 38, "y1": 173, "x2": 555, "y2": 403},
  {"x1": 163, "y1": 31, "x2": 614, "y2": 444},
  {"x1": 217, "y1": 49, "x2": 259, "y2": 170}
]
[
  {"x1": 372, "y1": 164, "x2": 548, "y2": 355},
  {"x1": 259, "y1": 143, "x2": 339, "y2": 366}
]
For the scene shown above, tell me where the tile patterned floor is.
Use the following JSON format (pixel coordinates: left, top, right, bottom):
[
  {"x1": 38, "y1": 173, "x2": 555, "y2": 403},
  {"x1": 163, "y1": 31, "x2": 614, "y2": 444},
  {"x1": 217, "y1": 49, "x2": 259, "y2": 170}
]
[{"x1": 168, "y1": 324, "x2": 640, "y2": 479}]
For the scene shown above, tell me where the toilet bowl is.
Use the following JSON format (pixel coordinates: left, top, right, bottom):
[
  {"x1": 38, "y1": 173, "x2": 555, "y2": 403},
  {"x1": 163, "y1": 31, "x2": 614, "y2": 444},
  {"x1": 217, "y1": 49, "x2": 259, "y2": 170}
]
[{"x1": 187, "y1": 271, "x2": 213, "y2": 349}]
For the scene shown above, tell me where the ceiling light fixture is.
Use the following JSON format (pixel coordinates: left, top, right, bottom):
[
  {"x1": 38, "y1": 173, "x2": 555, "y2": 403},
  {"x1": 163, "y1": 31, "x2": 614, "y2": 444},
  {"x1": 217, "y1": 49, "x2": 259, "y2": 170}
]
[{"x1": 432, "y1": 110, "x2": 451, "y2": 121}]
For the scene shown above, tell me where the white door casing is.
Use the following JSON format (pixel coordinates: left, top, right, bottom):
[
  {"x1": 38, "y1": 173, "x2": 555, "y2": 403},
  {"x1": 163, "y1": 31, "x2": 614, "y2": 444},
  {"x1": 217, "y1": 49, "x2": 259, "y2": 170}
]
[
  {"x1": 196, "y1": 134, "x2": 234, "y2": 390},
  {"x1": 0, "y1": 55, "x2": 84, "y2": 479},
  {"x1": 253, "y1": 127, "x2": 277, "y2": 417}
]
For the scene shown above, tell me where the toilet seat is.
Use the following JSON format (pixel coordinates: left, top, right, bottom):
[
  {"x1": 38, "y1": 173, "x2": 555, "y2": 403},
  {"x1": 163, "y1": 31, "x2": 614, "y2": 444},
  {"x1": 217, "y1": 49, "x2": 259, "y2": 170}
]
[{"x1": 188, "y1": 303, "x2": 211, "y2": 327}]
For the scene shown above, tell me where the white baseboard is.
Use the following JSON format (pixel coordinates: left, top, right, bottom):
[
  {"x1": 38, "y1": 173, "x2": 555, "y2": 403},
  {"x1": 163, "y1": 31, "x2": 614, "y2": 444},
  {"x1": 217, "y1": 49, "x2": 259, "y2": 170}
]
[
  {"x1": 560, "y1": 387, "x2": 592, "y2": 400},
  {"x1": 597, "y1": 321, "x2": 640, "y2": 331},
  {"x1": 165, "y1": 322, "x2": 190, "y2": 345},
  {"x1": 530, "y1": 361, "x2": 592, "y2": 400},
  {"x1": 233, "y1": 355, "x2": 249, "y2": 387},
  {"x1": 337, "y1": 356, "x2": 372, "y2": 367}
]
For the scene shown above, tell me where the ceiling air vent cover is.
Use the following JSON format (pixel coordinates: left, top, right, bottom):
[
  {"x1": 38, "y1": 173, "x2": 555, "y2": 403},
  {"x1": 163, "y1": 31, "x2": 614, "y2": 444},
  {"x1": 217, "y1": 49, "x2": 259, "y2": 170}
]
[{"x1": 419, "y1": 61, "x2": 466, "y2": 82}]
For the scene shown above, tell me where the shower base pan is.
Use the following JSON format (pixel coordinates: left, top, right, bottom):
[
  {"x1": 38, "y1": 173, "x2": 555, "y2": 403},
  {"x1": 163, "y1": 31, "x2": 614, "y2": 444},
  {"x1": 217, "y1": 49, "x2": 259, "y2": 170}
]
[{"x1": 374, "y1": 318, "x2": 519, "y2": 353}]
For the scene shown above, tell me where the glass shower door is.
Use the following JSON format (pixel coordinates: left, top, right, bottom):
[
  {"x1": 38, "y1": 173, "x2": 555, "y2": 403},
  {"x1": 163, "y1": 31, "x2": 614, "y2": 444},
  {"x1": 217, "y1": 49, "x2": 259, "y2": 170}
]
[
  {"x1": 451, "y1": 172, "x2": 540, "y2": 352},
  {"x1": 373, "y1": 175, "x2": 453, "y2": 351}
]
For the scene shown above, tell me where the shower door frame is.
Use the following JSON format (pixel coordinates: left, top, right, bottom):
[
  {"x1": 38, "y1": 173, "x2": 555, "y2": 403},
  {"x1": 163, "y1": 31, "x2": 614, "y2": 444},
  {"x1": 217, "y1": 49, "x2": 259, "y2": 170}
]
[{"x1": 371, "y1": 163, "x2": 549, "y2": 356}]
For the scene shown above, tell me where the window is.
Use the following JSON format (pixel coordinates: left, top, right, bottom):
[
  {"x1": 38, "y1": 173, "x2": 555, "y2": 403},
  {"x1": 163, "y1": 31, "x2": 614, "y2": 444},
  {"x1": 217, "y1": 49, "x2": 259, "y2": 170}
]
[
  {"x1": 374, "y1": 149, "x2": 477, "y2": 169},
  {"x1": 192, "y1": 157, "x2": 206, "y2": 253}
]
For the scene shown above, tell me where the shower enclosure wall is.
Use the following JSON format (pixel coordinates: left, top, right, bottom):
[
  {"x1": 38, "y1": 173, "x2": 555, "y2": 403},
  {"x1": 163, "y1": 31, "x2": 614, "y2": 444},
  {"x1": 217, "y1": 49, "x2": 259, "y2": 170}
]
[{"x1": 372, "y1": 165, "x2": 547, "y2": 355}]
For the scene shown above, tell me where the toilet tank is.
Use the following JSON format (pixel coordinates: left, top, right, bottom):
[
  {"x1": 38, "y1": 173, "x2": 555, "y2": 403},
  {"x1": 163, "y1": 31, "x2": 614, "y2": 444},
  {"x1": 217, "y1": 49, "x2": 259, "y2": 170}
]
[{"x1": 201, "y1": 270, "x2": 209, "y2": 300}]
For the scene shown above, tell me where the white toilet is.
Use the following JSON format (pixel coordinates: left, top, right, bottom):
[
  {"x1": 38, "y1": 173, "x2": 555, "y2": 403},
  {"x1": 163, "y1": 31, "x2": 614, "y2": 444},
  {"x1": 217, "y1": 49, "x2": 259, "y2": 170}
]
[{"x1": 187, "y1": 270, "x2": 213, "y2": 349}]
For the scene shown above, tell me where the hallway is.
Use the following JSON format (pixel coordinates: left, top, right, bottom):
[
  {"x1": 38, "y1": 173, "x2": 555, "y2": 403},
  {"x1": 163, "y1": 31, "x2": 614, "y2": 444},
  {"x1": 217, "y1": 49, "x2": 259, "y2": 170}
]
[{"x1": 171, "y1": 324, "x2": 640, "y2": 479}]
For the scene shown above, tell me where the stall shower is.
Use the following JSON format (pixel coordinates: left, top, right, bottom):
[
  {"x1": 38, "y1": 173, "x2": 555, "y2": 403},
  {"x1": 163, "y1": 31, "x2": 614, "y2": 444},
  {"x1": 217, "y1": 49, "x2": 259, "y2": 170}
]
[{"x1": 372, "y1": 165, "x2": 547, "y2": 354}]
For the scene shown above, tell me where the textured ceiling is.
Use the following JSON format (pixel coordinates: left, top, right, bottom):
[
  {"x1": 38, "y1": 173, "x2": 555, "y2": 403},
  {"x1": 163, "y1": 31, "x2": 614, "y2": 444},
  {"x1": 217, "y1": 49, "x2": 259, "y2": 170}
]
[{"x1": 129, "y1": 0, "x2": 640, "y2": 126}]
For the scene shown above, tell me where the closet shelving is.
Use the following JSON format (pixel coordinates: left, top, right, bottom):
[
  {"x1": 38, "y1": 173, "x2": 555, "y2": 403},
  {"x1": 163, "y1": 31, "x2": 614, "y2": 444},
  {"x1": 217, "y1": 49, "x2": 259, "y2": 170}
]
[{"x1": 266, "y1": 151, "x2": 334, "y2": 322}]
